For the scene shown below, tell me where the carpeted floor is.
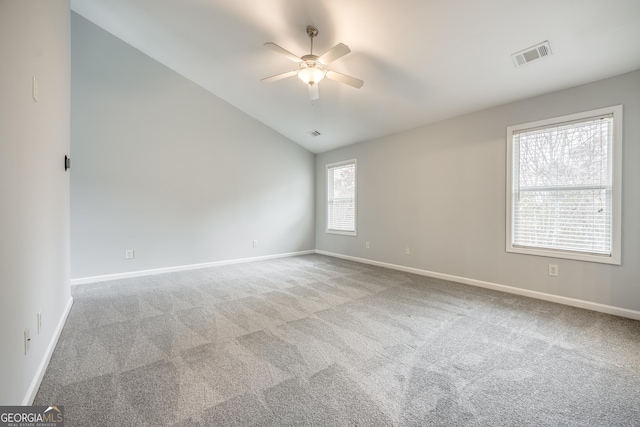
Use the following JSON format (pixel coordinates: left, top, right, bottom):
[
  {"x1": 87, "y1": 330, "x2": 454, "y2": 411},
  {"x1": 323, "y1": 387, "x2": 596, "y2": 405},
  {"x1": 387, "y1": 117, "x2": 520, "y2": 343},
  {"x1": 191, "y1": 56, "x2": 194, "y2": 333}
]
[{"x1": 35, "y1": 254, "x2": 640, "y2": 426}]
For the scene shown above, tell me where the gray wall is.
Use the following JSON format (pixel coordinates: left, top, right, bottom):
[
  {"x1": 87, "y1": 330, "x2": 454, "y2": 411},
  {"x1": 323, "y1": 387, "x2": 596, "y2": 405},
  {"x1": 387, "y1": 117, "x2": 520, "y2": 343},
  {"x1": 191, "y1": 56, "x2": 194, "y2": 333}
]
[
  {"x1": 71, "y1": 13, "x2": 315, "y2": 279},
  {"x1": 0, "y1": 0, "x2": 71, "y2": 404},
  {"x1": 316, "y1": 70, "x2": 640, "y2": 312}
]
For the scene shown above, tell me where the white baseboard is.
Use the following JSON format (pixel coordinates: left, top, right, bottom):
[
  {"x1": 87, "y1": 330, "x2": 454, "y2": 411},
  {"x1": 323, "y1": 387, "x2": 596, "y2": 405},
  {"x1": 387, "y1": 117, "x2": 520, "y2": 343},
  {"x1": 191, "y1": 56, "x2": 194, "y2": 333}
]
[
  {"x1": 71, "y1": 250, "x2": 316, "y2": 286},
  {"x1": 316, "y1": 250, "x2": 640, "y2": 321},
  {"x1": 70, "y1": 248, "x2": 640, "y2": 321},
  {"x1": 22, "y1": 296, "x2": 74, "y2": 405}
]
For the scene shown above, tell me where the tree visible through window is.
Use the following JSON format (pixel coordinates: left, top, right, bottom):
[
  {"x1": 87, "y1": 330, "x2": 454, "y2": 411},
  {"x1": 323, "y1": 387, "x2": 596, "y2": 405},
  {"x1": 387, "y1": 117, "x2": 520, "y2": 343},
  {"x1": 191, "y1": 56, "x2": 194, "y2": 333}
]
[
  {"x1": 327, "y1": 160, "x2": 356, "y2": 235},
  {"x1": 506, "y1": 106, "x2": 622, "y2": 264}
]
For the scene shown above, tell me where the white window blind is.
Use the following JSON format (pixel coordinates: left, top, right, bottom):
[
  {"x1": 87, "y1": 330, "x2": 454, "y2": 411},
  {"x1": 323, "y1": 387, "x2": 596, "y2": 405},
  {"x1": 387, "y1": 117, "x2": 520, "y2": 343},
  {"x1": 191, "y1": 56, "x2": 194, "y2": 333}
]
[
  {"x1": 508, "y1": 107, "x2": 622, "y2": 263},
  {"x1": 327, "y1": 160, "x2": 356, "y2": 235}
]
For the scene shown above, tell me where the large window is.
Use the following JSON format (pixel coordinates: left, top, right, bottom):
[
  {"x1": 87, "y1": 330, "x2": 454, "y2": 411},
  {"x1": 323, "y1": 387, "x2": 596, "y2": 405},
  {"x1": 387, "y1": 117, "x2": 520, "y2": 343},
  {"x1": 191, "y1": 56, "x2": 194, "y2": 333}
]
[
  {"x1": 506, "y1": 105, "x2": 622, "y2": 264},
  {"x1": 327, "y1": 159, "x2": 357, "y2": 236}
]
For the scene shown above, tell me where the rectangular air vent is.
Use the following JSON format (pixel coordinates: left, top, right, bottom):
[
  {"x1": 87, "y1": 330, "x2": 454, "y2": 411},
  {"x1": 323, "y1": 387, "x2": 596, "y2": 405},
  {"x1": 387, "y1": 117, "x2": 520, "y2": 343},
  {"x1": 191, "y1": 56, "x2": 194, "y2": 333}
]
[
  {"x1": 512, "y1": 41, "x2": 552, "y2": 67},
  {"x1": 308, "y1": 130, "x2": 321, "y2": 137}
]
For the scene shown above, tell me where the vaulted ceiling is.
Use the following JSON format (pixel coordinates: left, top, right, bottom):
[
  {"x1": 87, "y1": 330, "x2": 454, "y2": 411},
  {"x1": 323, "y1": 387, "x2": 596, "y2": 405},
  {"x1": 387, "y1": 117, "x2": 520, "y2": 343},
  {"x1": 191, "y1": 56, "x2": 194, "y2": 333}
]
[{"x1": 71, "y1": 0, "x2": 640, "y2": 153}]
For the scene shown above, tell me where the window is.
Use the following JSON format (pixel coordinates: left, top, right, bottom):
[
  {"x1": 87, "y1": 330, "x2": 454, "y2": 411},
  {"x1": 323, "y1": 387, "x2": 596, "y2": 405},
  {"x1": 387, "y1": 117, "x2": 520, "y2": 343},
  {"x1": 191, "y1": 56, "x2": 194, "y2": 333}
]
[
  {"x1": 327, "y1": 159, "x2": 357, "y2": 236},
  {"x1": 506, "y1": 105, "x2": 622, "y2": 264}
]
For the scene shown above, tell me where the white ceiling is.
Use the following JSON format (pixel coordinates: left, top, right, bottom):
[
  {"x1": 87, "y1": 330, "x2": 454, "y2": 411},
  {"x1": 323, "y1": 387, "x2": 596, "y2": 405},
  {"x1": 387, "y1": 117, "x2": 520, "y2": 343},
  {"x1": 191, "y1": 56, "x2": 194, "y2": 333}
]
[{"x1": 71, "y1": 0, "x2": 640, "y2": 153}]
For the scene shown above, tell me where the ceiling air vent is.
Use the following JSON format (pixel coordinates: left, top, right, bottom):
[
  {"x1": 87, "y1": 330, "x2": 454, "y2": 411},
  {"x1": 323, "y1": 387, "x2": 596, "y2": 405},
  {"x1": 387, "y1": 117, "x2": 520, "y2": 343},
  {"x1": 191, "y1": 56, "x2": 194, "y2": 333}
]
[
  {"x1": 512, "y1": 41, "x2": 552, "y2": 67},
  {"x1": 308, "y1": 129, "x2": 321, "y2": 137}
]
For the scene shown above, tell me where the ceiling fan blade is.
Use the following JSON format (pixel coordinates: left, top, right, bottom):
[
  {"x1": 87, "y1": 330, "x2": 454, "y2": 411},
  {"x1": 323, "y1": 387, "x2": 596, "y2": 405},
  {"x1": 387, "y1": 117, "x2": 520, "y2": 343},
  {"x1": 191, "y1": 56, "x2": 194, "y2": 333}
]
[
  {"x1": 264, "y1": 42, "x2": 302, "y2": 62},
  {"x1": 326, "y1": 70, "x2": 364, "y2": 88},
  {"x1": 318, "y1": 43, "x2": 351, "y2": 64},
  {"x1": 309, "y1": 83, "x2": 319, "y2": 100},
  {"x1": 261, "y1": 70, "x2": 297, "y2": 83}
]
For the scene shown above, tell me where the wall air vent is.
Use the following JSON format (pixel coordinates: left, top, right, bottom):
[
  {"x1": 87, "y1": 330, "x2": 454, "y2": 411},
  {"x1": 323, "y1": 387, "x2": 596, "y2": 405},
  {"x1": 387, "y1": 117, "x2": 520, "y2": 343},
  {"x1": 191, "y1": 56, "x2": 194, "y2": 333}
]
[
  {"x1": 308, "y1": 130, "x2": 321, "y2": 137},
  {"x1": 512, "y1": 41, "x2": 552, "y2": 67}
]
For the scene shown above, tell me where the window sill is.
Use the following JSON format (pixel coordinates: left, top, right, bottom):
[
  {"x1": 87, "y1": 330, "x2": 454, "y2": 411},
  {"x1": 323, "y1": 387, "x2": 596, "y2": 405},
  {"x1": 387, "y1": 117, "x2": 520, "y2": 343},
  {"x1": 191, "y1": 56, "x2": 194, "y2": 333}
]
[
  {"x1": 326, "y1": 229, "x2": 357, "y2": 237},
  {"x1": 506, "y1": 245, "x2": 621, "y2": 265}
]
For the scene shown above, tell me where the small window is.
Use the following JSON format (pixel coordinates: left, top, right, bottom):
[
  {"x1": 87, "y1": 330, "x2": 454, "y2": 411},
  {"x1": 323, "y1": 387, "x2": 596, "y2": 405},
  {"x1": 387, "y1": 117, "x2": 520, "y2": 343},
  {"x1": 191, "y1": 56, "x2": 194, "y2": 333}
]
[
  {"x1": 327, "y1": 159, "x2": 357, "y2": 236},
  {"x1": 506, "y1": 105, "x2": 622, "y2": 264}
]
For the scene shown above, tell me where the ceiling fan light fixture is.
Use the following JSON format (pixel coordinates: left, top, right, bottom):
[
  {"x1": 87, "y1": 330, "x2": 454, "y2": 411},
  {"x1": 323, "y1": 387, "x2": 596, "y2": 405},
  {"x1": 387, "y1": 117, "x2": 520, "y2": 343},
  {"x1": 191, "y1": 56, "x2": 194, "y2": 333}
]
[
  {"x1": 262, "y1": 25, "x2": 362, "y2": 100},
  {"x1": 297, "y1": 66, "x2": 325, "y2": 85}
]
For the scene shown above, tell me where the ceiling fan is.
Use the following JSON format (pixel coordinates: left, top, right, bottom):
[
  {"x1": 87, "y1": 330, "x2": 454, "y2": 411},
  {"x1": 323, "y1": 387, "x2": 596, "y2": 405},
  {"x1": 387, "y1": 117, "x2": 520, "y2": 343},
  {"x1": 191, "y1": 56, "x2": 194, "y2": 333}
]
[{"x1": 261, "y1": 25, "x2": 364, "y2": 100}]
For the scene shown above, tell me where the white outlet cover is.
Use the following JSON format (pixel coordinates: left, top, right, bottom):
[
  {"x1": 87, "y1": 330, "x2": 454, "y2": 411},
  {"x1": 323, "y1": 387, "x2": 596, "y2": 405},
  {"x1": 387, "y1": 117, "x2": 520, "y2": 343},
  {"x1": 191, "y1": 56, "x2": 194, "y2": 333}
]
[{"x1": 125, "y1": 250, "x2": 134, "y2": 259}]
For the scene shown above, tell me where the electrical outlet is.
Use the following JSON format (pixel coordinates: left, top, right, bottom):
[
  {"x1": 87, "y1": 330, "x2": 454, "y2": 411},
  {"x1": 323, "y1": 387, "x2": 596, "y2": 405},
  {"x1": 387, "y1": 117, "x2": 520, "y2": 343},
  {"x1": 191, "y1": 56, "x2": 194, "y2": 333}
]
[
  {"x1": 125, "y1": 249, "x2": 134, "y2": 259},
  {"x1": 37, "y1": 312, "x2": 42, "y2": 334},
  {"x1": 365, "y1": 241, "x2": 370, "y2": 249},
  {"x1": 24, "y1": 327, "x2": 31, "y2": 355},
  {"x1": 548, "y1": 264, "x2": 559, "y2": 277},
  {"x1": 405, "y1": 246, "x2": 411, "y2": 255},
  {"x1": 253, "y1": 240, "x2": 258, "y2": 248}
]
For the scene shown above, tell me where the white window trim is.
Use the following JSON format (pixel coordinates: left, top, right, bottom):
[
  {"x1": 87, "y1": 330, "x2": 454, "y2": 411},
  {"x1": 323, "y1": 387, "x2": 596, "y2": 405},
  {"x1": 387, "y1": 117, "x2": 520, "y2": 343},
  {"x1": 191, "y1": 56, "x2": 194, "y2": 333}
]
[
  {"x1": 326, "y1": 159, "x2": 357, "y2": 236},
  {"x1": 506, "y1": 105, "x2": 622, "y2": 265}
]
